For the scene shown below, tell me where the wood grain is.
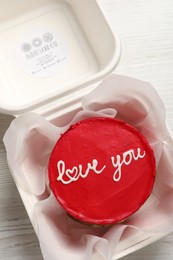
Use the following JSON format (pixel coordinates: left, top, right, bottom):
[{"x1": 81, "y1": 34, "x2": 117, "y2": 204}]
[
  {"x1": 0, "y1": 0, "x2": 173, "y2": 259},
  {"x1": 0, "y1": 114, "x2": 43, "y2": 260}
]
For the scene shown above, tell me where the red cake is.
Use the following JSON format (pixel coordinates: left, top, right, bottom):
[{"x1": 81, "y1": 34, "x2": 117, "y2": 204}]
[{"x1": 48, "y1": 117, "x2": 156, "y2": 225}]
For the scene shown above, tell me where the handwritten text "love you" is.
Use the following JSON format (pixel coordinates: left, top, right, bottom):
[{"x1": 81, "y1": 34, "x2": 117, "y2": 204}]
[{"x1": 56, "y1": 148, "x2": 146, "y2": 185}]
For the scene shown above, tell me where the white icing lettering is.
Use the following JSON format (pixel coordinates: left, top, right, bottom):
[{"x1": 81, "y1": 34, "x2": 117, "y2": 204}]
[
  {"x1": 111, "y1": 148, "x2": 146, "y2": 182},
  {"x1": 56, "y1": 148, "x2": 146, "y2": 184},
  {"x1": 57, "y1": 159, "x2": 106, "y2": 184}
]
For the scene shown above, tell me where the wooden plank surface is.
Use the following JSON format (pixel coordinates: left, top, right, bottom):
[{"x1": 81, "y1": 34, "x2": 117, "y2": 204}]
[{"x1": 0, "y1": 0, "x2": 173, "y2": 259}]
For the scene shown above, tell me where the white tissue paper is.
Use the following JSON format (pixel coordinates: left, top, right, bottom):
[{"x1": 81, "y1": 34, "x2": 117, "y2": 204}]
[{"x1": 3, "y1": 75, "x2": 173, "y2": 260}]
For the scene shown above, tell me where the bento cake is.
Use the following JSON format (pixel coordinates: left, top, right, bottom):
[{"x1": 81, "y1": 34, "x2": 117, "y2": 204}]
[{"x1": 48, "y1": 117, "x2": 156, "y2": 225}]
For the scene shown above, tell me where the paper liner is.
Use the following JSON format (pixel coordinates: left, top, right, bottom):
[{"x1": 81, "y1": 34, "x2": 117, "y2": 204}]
[{"x1": 3, "y1": 75, "x2": 173, "y2": 260}]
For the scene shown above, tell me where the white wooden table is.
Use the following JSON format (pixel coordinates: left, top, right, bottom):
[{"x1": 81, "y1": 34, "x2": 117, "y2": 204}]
[{"x1": 0, "y1": 0, "x2": 173, "y2": 259}]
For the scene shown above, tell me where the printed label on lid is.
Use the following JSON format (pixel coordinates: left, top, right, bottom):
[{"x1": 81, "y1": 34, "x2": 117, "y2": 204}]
[{"x1": 17, "y1": 30, "x2": 68, "y2": 78}]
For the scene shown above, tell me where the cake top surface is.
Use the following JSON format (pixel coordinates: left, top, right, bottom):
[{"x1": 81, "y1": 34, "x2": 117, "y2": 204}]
[{"x1": 48, "y1": 117, "x2": 156, "y2": 225}]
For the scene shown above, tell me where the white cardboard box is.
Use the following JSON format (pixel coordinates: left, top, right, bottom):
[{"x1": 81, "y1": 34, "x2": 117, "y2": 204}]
[
  {"x1": 0, "y1": 1, "x2": 172, "y2": 259},
  {"x1": 0, "y1": 0, "x2": 121, "y2": 119}
]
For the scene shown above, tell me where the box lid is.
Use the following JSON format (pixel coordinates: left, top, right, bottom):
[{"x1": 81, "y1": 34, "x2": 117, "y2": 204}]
[{"x1": 0, "y1": 0, "x2": 121, "y2": 119}]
